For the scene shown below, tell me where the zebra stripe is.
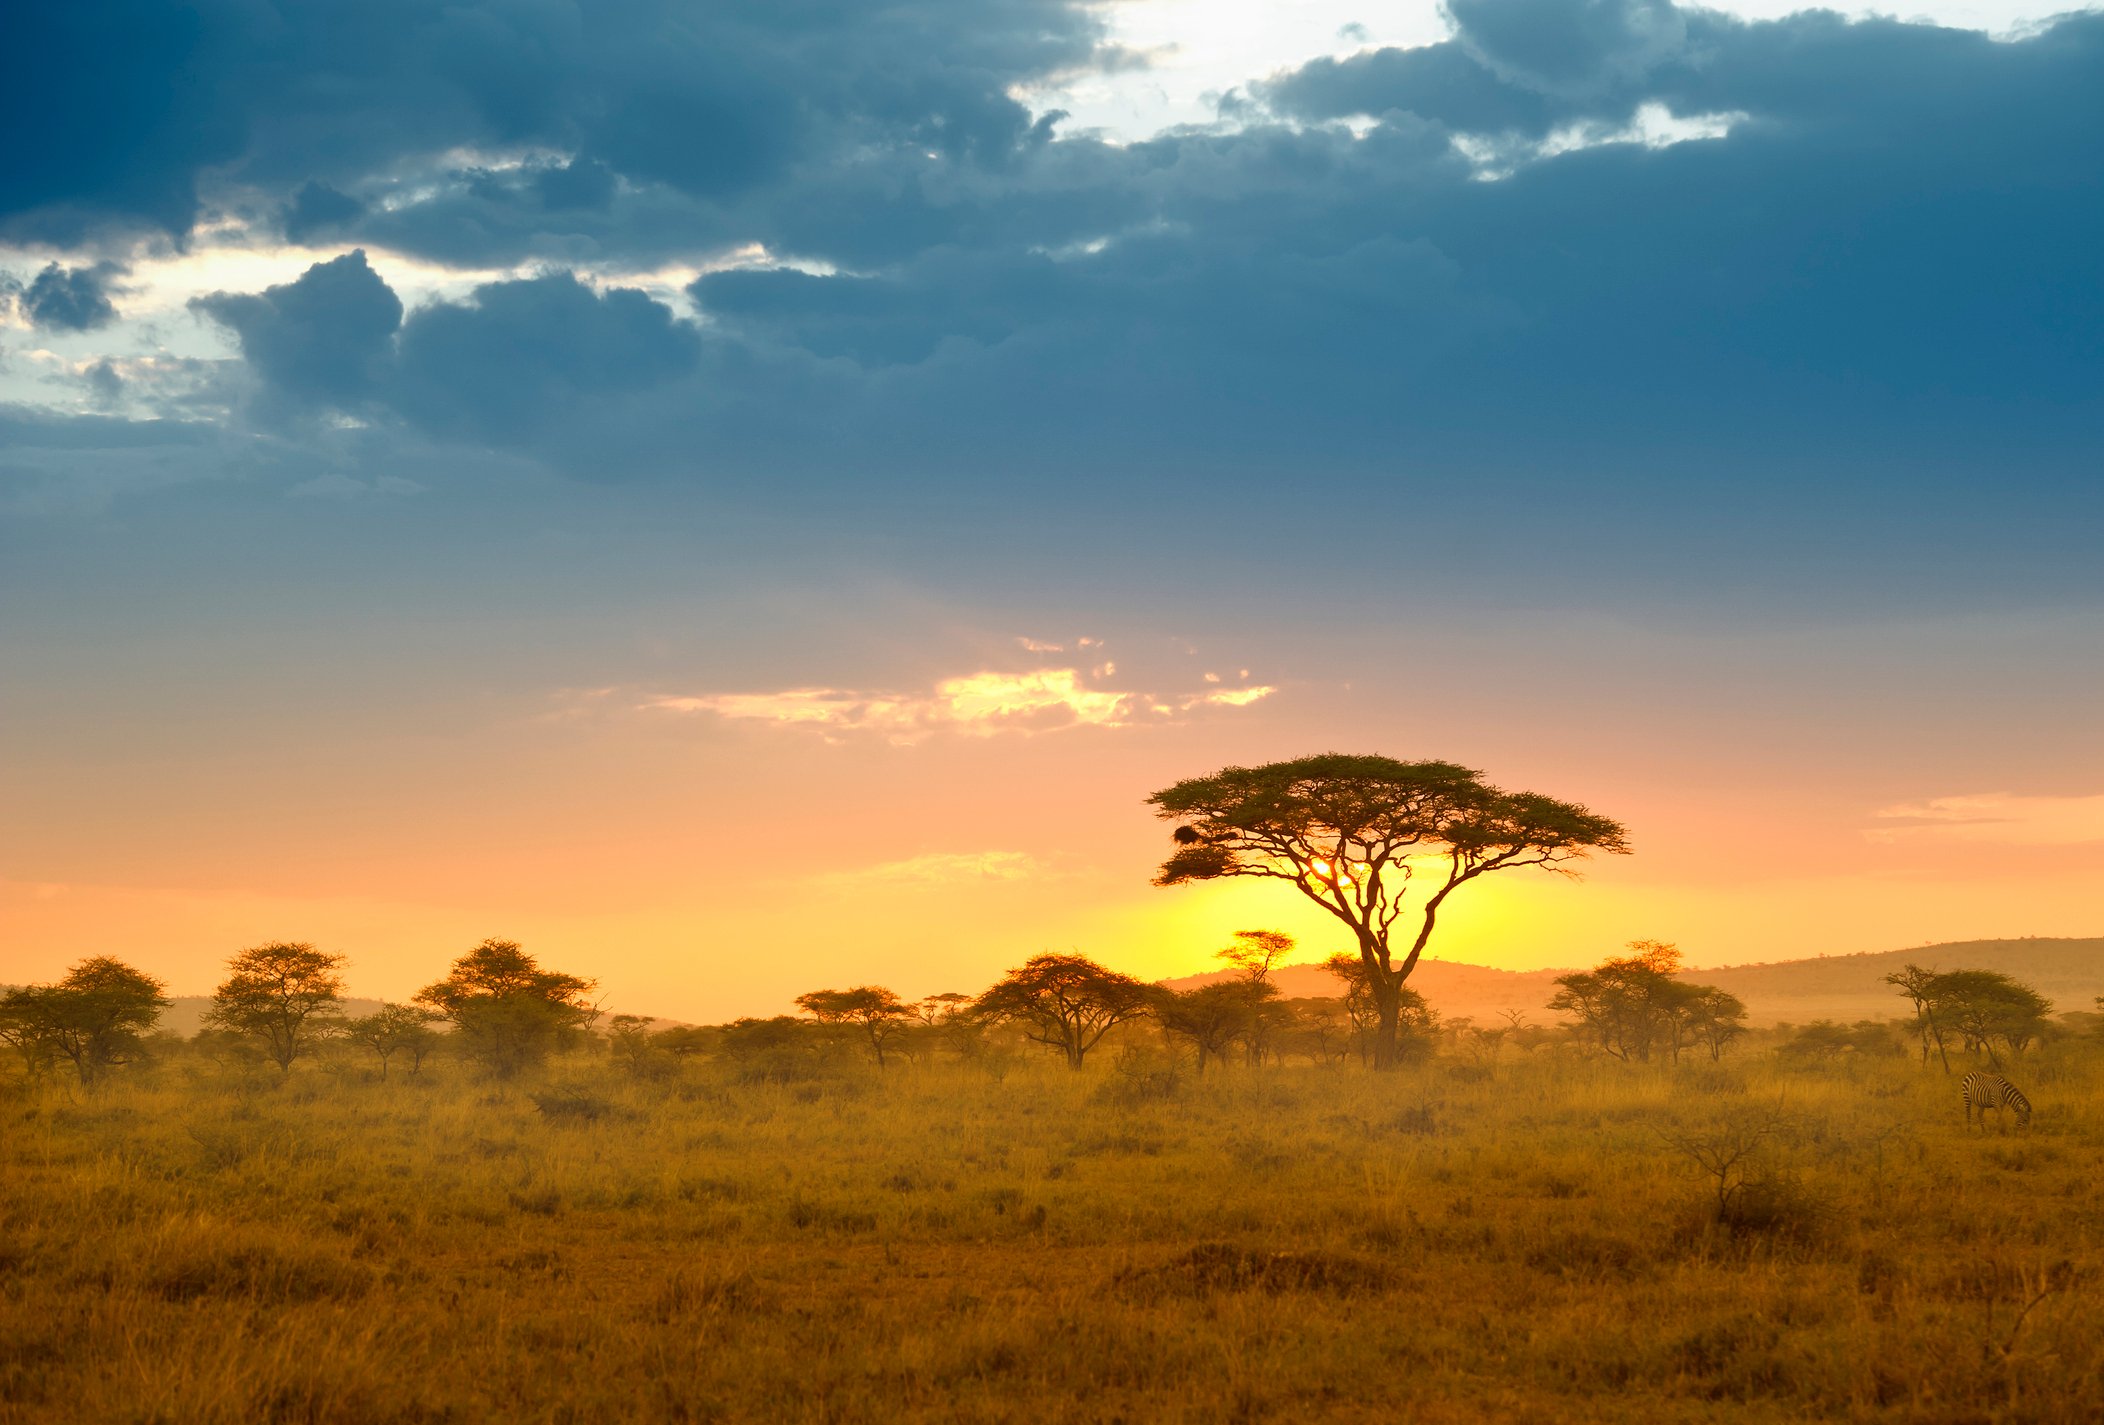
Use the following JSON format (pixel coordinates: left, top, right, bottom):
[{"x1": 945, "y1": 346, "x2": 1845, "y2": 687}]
[{"x1": 1961, "y1": 1071, "x2": 2032, "y2": 1129}]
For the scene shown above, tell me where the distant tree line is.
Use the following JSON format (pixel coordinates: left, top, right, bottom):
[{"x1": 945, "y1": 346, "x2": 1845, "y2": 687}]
[
  {"x1": 1, "y1": 937, "x2": 596, "y2": 1086},
  {"x1": 0, "y1": 931, "x2": 2082, "y2": 1090}
]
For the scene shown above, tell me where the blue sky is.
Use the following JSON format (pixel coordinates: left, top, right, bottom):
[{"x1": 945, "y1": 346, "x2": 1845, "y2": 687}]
[{"x1": 3, "y1": 0, "x2": 2100, "y2": 1012}]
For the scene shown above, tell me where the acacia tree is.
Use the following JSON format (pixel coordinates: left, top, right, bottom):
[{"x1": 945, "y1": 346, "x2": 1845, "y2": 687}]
[
  {"x1": 1550, "y1": 943, "x2": 1748, "y2": 1064},
  {"x1": 1885, "y1": 966, "x2": 2051, "y2": 1071},
  {"x1": 1883, "y1": 964, "x2": 1952, "y2": 1070},
  {"x1": 911, "y1": 992, "x2": 983, "y2": 1059},
  {"x1": 795, "y1": 986, "x2": 913, "y2": 1067},
  {"x1": 1151, "y1": 755, "x2": 1628, "y2": 1067},
  {"x1": 415, "y1": 939, "x2": 596, "y2": 1078},
  {"x1": 1213, "y1": 930, "x2": 1296, "y2": 1063},
  {"x1": 1549, "y1": 942, "x2": 1686, "y2": 1062},
  {"x1": 1933, "y1": 970, "x2": 2051, "y2": 1067},
  {"x1": 0, "y1": 992, "x2": 56, "y2": 1079},
  {"x1": 1156, "y1": 979, "x2": 1279, "y2": 1071},
  {"x1": 973, "y1": 953, "x2": 1150, "y2": 1069},
  {"x1": 0, "y1": 958, "x2": 168, "y2": 1087},
  {"x1": 205, "y1": 942, "x2": 347, "y2": 1073},
  {"x1": 1681, "y1": 986, "x2": 1751, "y2": 1062},
  {"x1": 343, "y1": 1003, "x2": 442, "y2": 1079},
  {"x1": 1217, "y1": 930, "x2": 1295, "y2": 983}
]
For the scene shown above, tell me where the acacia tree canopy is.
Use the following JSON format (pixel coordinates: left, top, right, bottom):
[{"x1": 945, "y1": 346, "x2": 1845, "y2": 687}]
[
  {"x1": 1548, "y1": 942, "x2": 1744, "y2": 1063},
  {"x1": 415, "y1": 939, "x2": 596, "y2": 1078},
  {"x1": 1150, "y1": 753, "x2": 1628, "y2": 1066},
  {"x1": 1217, "y1": 929, "x2": 1295, "y2": 984},
  {"x1": 0, "y1": 957, "x2": 168, "y2": 1086},
  {"x1": 205, "y1": 941, "x2": 347, "y2": 1072},
  {"x1": 795, "y1": 986, "x2": 913, "y2": 1066},
  {"x1": 343, "y1": 1003, "x2": 442, "y2": 1079},
  {"x1": 973, "y1": 953, "x2": 1150, "y2": 1069},
  {"x1": 1885, "y1": 964, "x2": 2051, "y2": 1071}
]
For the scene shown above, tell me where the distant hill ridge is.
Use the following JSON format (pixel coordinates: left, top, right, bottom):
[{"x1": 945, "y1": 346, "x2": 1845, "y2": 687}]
[{"x1": 1159, "y1": 937, "x2": 2104, "y2": 1028}]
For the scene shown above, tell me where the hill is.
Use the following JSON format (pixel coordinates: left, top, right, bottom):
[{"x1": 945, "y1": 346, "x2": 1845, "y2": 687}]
[{"x1": 1160, "y1": 937, "x2": 2104, "y2": 1028}]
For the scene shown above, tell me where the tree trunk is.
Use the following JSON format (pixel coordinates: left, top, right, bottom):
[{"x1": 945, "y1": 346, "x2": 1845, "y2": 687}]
[{"x1": 1370, "y1": 974, "x2": 1401, "y2": 1070}]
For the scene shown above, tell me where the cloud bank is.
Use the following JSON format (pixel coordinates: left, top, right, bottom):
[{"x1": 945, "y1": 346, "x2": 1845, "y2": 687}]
[{"x1": 1, "y1": 0, "x2": 2098, "y2": 612}]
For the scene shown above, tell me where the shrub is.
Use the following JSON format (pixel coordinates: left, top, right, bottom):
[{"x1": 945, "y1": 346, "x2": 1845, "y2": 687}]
[{"x1": 531, "y1": 1088, "x2": 612, "y2": 1123}]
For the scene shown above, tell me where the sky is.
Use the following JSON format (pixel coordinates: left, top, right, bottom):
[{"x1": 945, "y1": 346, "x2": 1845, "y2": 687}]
[{"x1": 3, "y1": 0, "x2": 2100, "y2": 1019}]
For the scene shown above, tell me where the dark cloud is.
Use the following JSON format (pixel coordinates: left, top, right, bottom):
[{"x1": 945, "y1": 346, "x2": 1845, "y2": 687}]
[
  {"x1": 191, "y1": 250, "x2": 403, "y2": 408},
  {"x1": 392, "y1": 272, "x2": 702, "y2": 447},
  {"x1": 0, "y1": 3, "x2": 235, "y2": 241},
  {"x1": 16, "y1": 263, "x2": 125, "y2": 331},
  {"x1": 83, "y1": 359, "x2": 126, "y2": 409},
  {"x1": 7, "y1": 0, "x2": 2098, "y2": 616},
  {"x1": 0, "y1": 0, "x2": 1108, "y2": 242},
  {"x1": 1444, "y1": 0, "x2": 1687, "y2": 94},
  {"x1": 534, "y1": 159, "x2": 618, "y2": 213},
  {"x1": 185, "y1": 251, "x2": 702, "y2": 448},
  {"x1": 283, "y1": 181, "x2": 366, "y2": 243}
]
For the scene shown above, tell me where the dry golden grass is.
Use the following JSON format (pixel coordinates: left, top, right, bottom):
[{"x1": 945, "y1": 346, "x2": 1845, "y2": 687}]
[{"x1": 3, "y1": 1035, "x2": 2101, "y2": 1423}]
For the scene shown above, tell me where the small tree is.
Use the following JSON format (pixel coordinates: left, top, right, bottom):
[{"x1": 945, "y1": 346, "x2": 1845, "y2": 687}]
[
  {"x1": 1934, "y1": 970, "x2": 2051, "y2": 1067},
  {"x1": 1284, "y1": 997, "x2": 1355, "y2": 1064},
  {"x1": 1156, "y1": 979, "x2": 1279, "y2": 1072},
  {"x1": 652, "y1": 1024, "x2": 716, "y2": 1059},
  {"x1": 1216, "y1": 930, "x2": 1295, "y2": 983},
  {"x1": 1549, "y1": 941, "x2": 1688, "y2": 1062},
  {"x1": 0, "y1": 991, "x2": 57, "y2": 1080},
  {"x1": 1884, "y1": 964, "x2": 1952, "y2": 1070},
  {"x1": 415, "y1": 939, "x2": 597, "y2": 1078},
  {"x1": 1888, "y1": 967, "x2": 2051, "y2": 1071},
  {"x1": 1780, "y1": 1019, "x2": 1904, "y2": 1063},
  {"x1": 1149, "y1": 755, "x2": 1628, "y2": 1068},
  {"x1": 717, "y1": 1015, "x2": 825, "y2": 1082},
  {"x1": 911, "y1": 992, "x2": 983, "y2": 1059},
  {"x1": 1681, "y1": 986, "x2": 1750, "y2": 1062},
  {"x1": 973, "y1": 953, "x2": 1151, "y2": 1069},
  {"x1": 204, "y1": 942, "x2": 347, "y2": 1073},
  {"x1": 605, "y1": 1014, "x2": 657, "y2": 1077},
  {"x1": 343, "y1": 1003, "x2": 442, "y2": 1080},
  {"x1": 1214, "y1": 930, "x2": 1297, "y2": 1063},
  {"x1": 0, "y1": 958, "x2": 168, "y2": 1087},
  {"x1": 795, "y1": 986, "x2": 913, "y2": 1067}
]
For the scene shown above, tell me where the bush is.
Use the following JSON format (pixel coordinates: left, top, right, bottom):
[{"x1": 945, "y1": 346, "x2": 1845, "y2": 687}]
[
  {"x1": 531, "y1": 1088, "x2": 613, "y2": 1123},
  {"x1": 1091, "y1": 1049, "x2": 1182, "y2": 1107}
]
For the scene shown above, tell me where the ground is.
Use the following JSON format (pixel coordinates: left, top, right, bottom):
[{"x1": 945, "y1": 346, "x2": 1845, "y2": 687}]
[{"x1": 2, "y1": 1040, "x2": 2099, "y2": 1423}]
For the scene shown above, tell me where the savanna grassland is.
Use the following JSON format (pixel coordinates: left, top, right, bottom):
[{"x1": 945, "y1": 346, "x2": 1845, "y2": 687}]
[{"x1": 4, "y1": 1038, "x2": 2101, "y2": 1425}]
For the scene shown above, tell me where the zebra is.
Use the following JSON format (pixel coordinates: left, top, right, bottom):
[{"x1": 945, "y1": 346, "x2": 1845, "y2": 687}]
[{"x1": 1961, "y1": 1071, "x2": 2032, "y2": 1131}]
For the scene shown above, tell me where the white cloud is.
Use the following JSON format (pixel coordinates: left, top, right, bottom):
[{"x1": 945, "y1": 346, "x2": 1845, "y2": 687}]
[
  {"x1": 1868, "y1": 792, "x2": 2104, "y2": 846},
  {"x1": 641, "y1": 643, "x2": 1275, "y2": 741}
]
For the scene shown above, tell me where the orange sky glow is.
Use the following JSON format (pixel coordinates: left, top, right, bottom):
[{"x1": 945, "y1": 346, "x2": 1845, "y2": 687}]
[{"x1": 7, "y1": 616, "x2": 2098, "y2": 1019}]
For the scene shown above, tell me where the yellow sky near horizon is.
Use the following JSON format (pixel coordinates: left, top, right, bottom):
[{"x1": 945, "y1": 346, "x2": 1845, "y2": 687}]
[
  {"x1": 8, "y1": 657, "x2": 2099, "y2": 1020},
  {"x1": 7, "y1": 588, "x2": 2102, "y2": 1021}
]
